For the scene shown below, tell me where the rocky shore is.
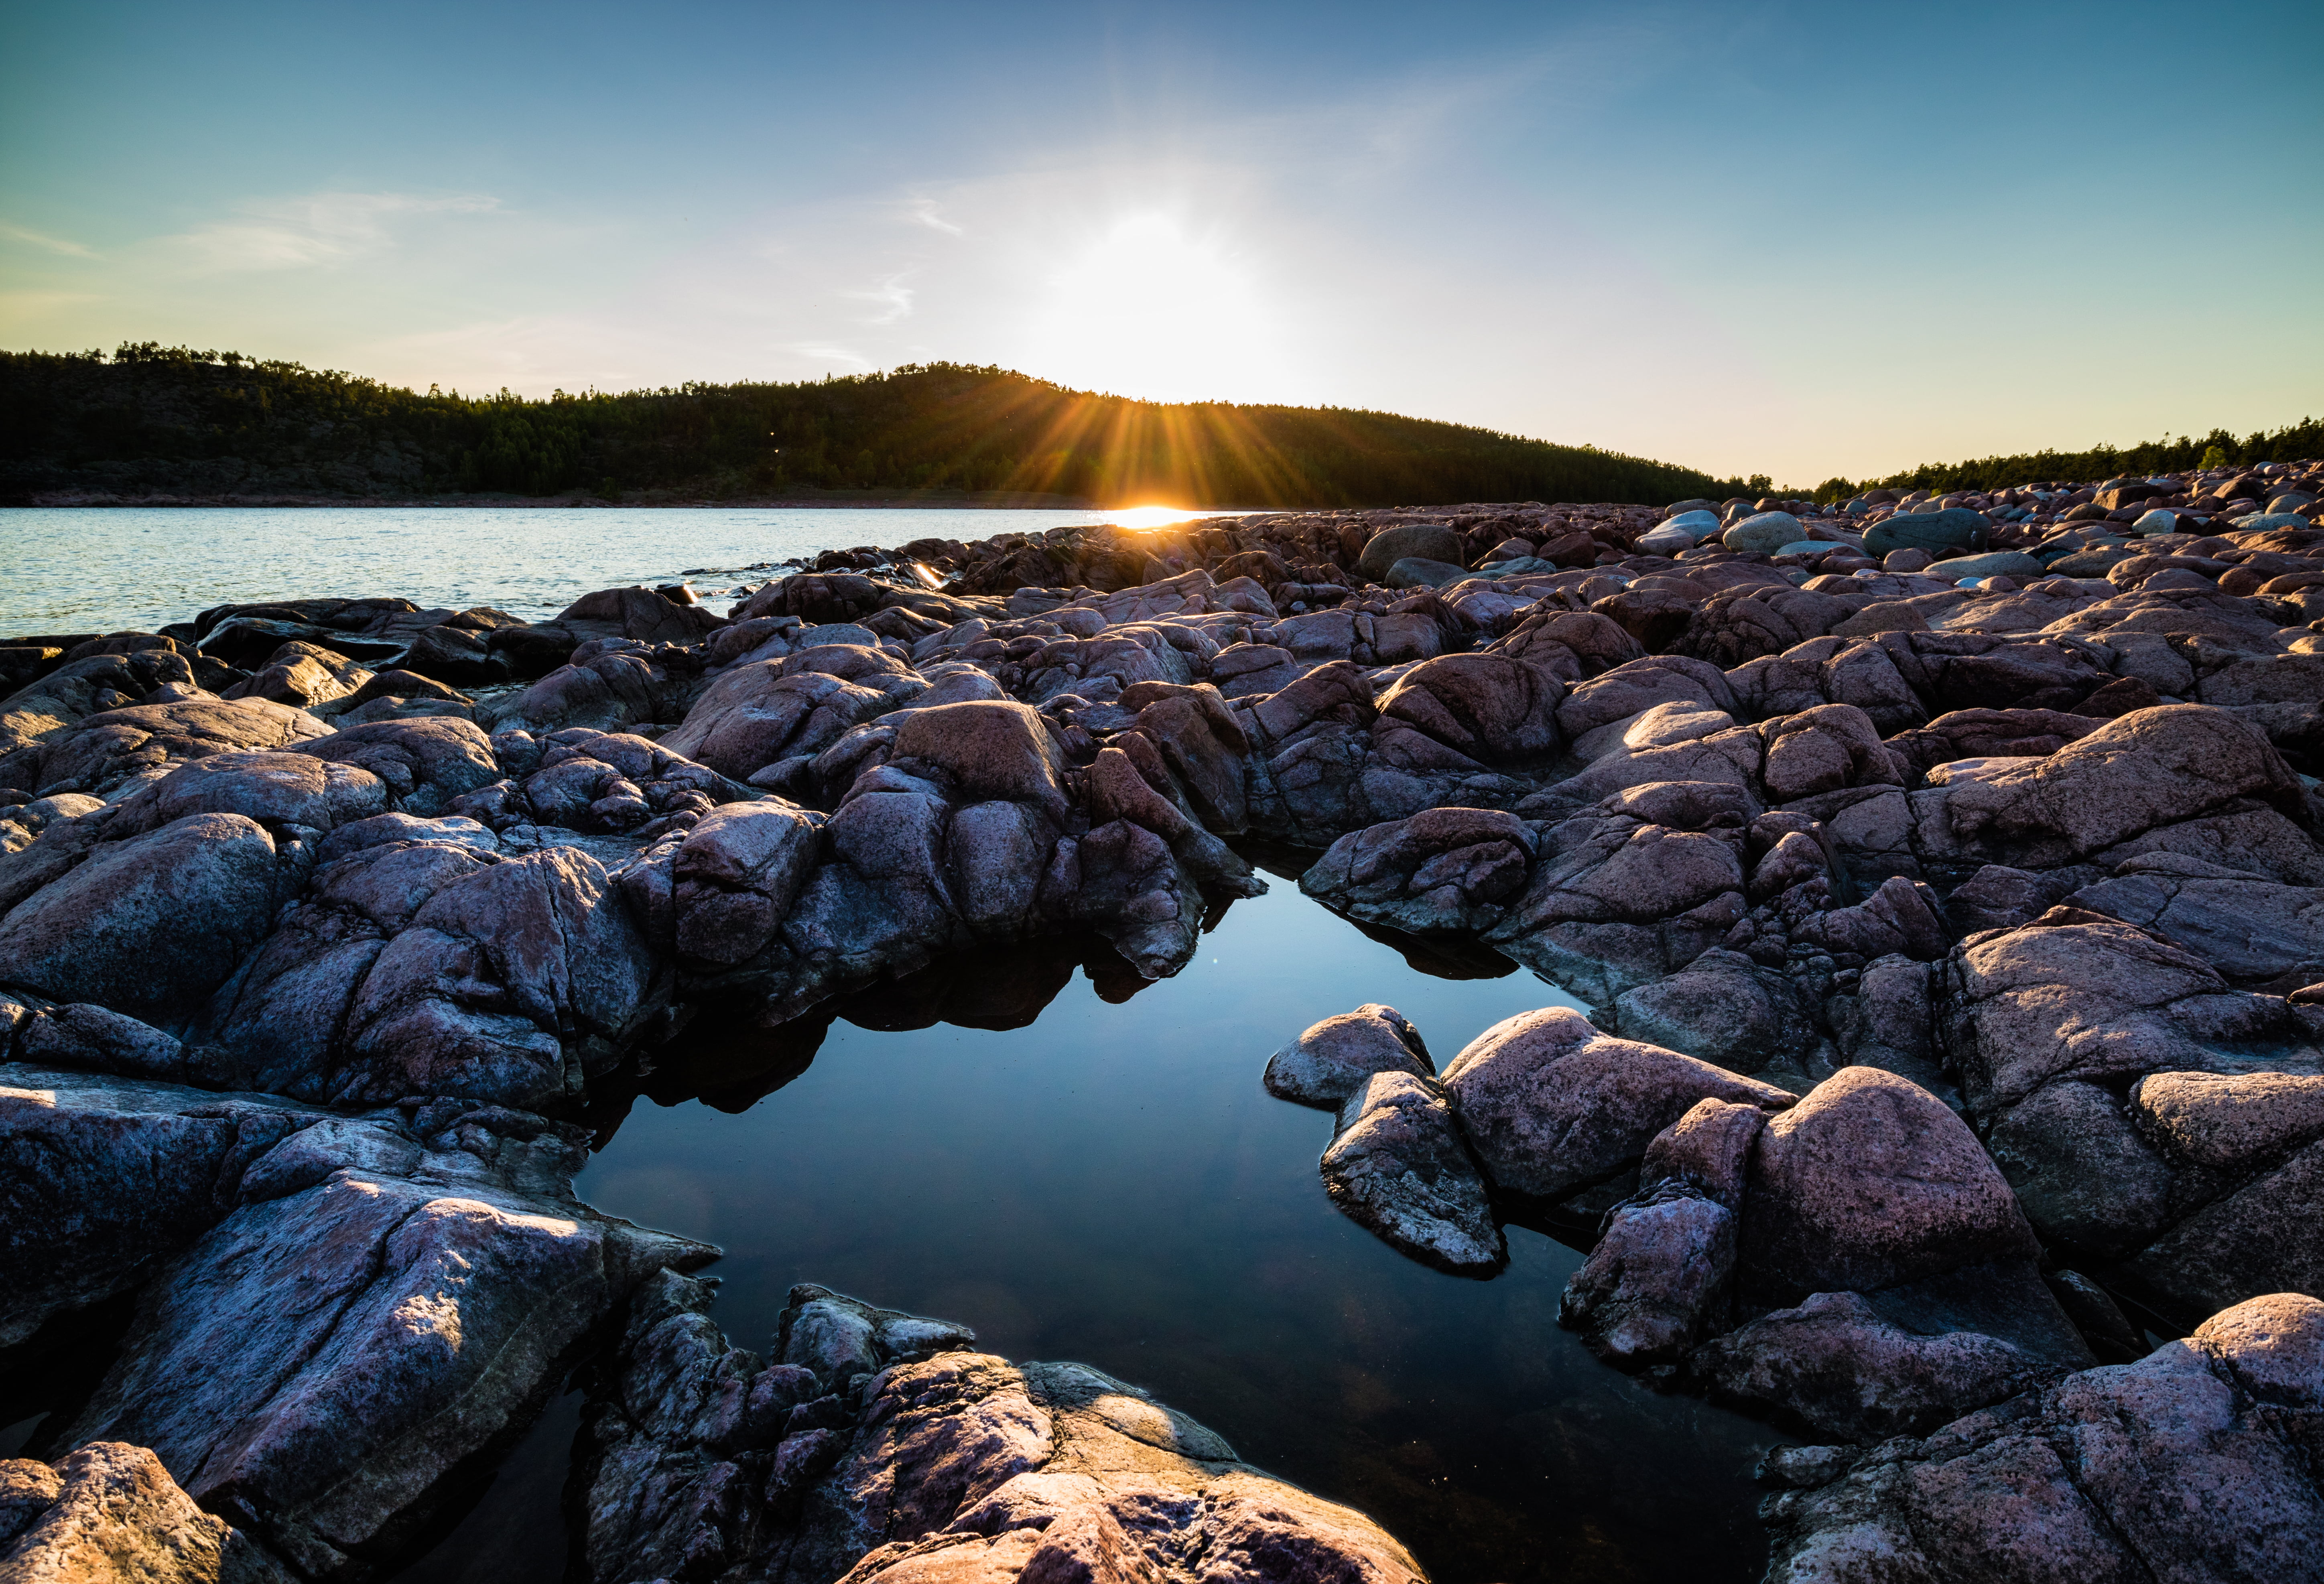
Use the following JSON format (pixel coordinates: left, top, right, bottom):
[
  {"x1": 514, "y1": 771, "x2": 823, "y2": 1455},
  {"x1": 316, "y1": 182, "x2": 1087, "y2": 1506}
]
[{"x1": 4, "y1": 455, "x2": 2324, "y2": 1582}]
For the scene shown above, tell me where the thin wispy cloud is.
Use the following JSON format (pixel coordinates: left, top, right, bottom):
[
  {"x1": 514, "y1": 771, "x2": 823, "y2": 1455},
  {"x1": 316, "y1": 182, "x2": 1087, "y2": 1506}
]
[
  {"x1": 0, "y1": 221, "x2": 99, "y2": 258},
  {"x1": 173, "y1": 191, "x2": 500, "y2": 272},
  {"x1": 908, "y1": 198, "x2": 964, "y2": 236},
  {"x1": 845, "y1": 273, "x2": 916, "y2": 325},
  {"x1": 791, "y1": 342, "x2": 874, "y2": 368}
]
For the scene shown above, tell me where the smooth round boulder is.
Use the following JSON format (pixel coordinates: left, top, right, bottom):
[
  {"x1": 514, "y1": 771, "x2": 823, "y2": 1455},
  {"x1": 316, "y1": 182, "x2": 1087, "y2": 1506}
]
[
  {"x1": 1265, "y1": 1003, "x2": 1433, "y2": 1106},
  {"x1": 2192, "y1": 1292, "x2": 2324, "y2": 1407},
  {"x1": 1660, "y1": 509, "x2": 1721, "y2": 540},
  {"x1": 886, "y1": 699, "x2": 1068, "y2": 817},
  {"x1": 1863, "y1": 508, "x2": 1988, "y2": 560},
  {"x1": 1937, "y1": 551, "x2": 2046, "y2": 582},
  {"x1": 1739, "y1": 1066, "x2": 2040, "y2": 1301},
  {"x1": 1440, "y1": 1007, "x2": 1792, "y2": 1201},
  {"x1": 2131, "y1": 508, "x2": 2181, "y2": 536},
  {"x1": 1721, "y1": 512, "x2": 1804, "y2": 553},
  {"x1": 1357, "y1": 524, "x2": 1465, "y2": 582},
  {"x1": 1384, "y1": 557, "x2": 1471, "y2": 590}
]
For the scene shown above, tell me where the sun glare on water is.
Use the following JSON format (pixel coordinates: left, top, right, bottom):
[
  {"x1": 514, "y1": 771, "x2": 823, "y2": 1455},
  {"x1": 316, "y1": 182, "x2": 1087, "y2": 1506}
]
[
  {"x1": 1030, "y1": 214, "x2": 1282, "y2": 403},
  {"x1": 1110, "y1": 504, "x2": 1206, "y2": 529}
]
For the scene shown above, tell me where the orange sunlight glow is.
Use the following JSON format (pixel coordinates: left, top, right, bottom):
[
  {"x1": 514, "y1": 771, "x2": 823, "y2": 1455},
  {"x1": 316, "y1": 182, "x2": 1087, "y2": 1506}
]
[{"x1": 1110, "y1": 504, "x2": 1208, "y2": 529}]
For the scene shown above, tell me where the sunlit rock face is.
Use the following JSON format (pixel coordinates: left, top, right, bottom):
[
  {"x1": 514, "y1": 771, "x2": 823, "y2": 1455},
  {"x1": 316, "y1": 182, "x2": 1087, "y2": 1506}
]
[
  {"x1": 4, "y1": 469, "x2": 2324, "y2": 1581},
  {"x1": 573, "y1": 1276, "x2": 1430, "y2": 1584}
]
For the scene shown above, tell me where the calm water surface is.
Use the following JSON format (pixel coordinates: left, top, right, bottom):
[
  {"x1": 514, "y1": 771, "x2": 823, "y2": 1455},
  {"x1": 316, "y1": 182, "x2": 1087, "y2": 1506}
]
[
  {"x1": 8, "y1": 505, "x2": 1782, "y2": 1578},
  {"x1": 401, "y1": 881, "x2": 1778, "y2": 1584},
  {"x1": 0, "y1": 507, "x2": 1180, "y2": 632}
]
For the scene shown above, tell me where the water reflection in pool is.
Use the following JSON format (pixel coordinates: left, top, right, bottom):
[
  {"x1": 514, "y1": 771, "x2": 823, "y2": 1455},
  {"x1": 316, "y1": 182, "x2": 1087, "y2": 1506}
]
[{"x1": 405, "y1": 877, "x2": 1778, "y2": 1584}]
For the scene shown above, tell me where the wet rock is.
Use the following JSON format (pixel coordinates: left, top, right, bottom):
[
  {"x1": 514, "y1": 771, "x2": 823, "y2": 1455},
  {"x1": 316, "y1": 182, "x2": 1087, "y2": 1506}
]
[
  {"x1": 577, "y1": 1277, "x2": 1425, "y2": 1584},
  {"x1": 1263, "y1": 1003, "x2": 1433, "y2": 1107},
  {"x1": 1321, "y1": 1070, "x2": 1505, "y2": 1275},
  {"x1": 1440, "y1": 1006, "x2": 1792, "y2": 1201},
  {"x1": 0, "y1": 1441, "x2": 294, "y2": 1582}
]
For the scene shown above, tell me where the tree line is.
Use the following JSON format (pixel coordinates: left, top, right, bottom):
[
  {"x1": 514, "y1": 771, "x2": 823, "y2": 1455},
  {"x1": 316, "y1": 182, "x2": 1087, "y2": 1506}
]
[
  {"x1": 0, "y1": 345, "x2": 1739, "y2": 507},
  {"x1": 1808, "y1": 417, "x2": 2324, "y2": 503}
]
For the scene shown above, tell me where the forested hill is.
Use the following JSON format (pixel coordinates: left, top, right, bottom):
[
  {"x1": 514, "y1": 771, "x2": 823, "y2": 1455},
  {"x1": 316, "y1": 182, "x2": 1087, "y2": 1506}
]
[{"x1": 0, "y1": 345, "x2": 1742, "y2": 507}]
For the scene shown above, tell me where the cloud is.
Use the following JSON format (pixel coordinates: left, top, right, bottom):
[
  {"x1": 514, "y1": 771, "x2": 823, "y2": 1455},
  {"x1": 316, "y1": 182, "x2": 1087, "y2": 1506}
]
[
  {"x1": 0, "y1": 222, "x2": 99, "y2": 258},
  {"x1": 790, "y1": 342, "x2": 875, "y2": 368},
  {"x1": 845, "y1": 273, "x2": 915, "y2": 325},
  {"x1": 907, "y1": 197, "x2": 964, "y2": 235},
  {"x1": 172, "y1": 191, "x2": 500, "y2": 271}
]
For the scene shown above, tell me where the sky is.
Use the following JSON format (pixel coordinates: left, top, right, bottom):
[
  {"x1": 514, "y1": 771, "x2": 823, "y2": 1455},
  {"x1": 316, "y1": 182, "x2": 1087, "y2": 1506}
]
[{"x1": 2, "y1": 0, "x2": 2318, "y2": 485}]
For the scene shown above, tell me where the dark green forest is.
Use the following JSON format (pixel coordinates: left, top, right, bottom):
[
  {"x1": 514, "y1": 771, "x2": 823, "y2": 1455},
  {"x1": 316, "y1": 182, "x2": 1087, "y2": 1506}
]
[
  {"x1": 0, "y1": 345, "x2": 1739, "y2": 507},
  {"x1": 1811, "y1": 417, "x2": 2324, "y2": 502}
]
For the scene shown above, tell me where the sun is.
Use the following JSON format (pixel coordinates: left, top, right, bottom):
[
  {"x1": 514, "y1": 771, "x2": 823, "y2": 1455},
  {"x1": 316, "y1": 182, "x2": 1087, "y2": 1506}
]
[
  {"x1": 1027, "y1": 214, "x2": 1282, "y2": 402},
  {"x1": 1109, "y1": 504, "x2": 1207, "y2": 529}
]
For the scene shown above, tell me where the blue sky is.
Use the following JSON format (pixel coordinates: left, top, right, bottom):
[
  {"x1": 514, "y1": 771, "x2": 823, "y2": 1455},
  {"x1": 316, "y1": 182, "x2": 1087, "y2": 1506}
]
[{"x1": 3, "y1": 0, "x2": 2318, "y2": 482}]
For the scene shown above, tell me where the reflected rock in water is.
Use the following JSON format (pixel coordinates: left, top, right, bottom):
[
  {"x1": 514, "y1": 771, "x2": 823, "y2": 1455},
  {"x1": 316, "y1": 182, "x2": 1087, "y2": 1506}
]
[{"x1": 630, "y1": 931, "x2": 1162, "y2": 1119}]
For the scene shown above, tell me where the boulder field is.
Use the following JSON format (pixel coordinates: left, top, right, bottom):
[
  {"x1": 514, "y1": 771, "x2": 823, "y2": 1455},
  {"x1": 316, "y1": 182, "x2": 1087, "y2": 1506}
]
[{"x1": 4, "y1": 462, "x2": 2324, "y2": 1582}]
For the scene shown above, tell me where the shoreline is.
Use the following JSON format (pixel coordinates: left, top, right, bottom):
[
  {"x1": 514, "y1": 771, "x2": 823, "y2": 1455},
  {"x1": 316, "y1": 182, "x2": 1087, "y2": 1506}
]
[{"x1": 6, "y1": 488, "x2": 1268, "y2": 512}]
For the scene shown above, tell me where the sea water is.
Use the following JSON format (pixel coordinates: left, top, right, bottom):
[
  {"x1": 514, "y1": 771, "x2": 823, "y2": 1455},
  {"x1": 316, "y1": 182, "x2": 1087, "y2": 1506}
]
[{"x1": 0, "y1": 506, "x2": 1187, "y2": 633}]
